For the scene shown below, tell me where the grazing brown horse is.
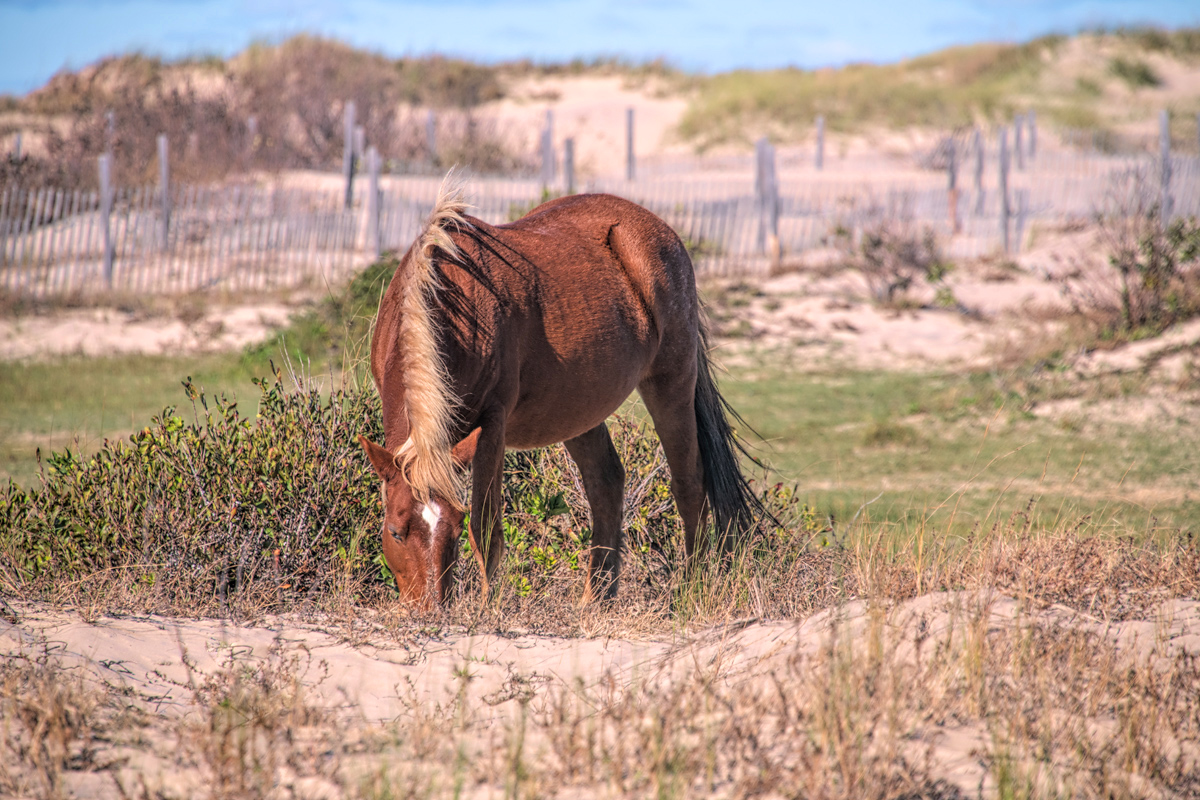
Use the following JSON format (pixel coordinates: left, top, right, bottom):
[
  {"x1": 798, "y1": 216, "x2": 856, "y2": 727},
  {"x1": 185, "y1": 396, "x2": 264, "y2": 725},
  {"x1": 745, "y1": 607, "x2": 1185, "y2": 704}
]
[{"x1": 359, "y1": 180, "x2": 763, "y2": 606}]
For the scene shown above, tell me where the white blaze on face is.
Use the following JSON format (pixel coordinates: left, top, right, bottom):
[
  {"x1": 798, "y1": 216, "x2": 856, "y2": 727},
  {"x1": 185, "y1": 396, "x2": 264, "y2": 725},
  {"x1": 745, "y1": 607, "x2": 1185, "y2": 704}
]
[{"x1": 420, "y1": 500, "x2": 442, "y2": 531}]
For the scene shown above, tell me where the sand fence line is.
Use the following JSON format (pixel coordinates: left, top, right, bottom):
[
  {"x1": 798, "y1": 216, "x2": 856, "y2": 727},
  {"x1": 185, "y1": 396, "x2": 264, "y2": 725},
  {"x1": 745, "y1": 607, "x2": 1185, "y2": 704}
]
[{"x1": 1, "y1": 145, "x2": 1197, "y2": 299}]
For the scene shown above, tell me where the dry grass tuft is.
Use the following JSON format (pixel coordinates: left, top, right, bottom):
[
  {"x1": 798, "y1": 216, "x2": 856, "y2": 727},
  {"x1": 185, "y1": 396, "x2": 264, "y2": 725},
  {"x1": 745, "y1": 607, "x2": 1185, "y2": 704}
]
[
  {"x1": 0, "y1": 651, "x2": 122, "y2": 798},
  {"x1": 177, "y1": 644, "x2": 344, "y2": 799}
]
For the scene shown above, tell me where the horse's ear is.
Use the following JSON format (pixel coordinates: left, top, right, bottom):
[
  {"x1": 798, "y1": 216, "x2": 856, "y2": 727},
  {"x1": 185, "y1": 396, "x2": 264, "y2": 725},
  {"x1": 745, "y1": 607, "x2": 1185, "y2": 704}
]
[{"x1": 359, "y1": 435, "x2": 397, "y2": 479}]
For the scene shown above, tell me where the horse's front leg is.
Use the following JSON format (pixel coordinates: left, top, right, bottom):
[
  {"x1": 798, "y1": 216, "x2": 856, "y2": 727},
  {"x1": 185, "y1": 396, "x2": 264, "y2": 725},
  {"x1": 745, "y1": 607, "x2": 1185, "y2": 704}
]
[{"x1": 468, "y1": 417, "x2": 507, "y2": 597}]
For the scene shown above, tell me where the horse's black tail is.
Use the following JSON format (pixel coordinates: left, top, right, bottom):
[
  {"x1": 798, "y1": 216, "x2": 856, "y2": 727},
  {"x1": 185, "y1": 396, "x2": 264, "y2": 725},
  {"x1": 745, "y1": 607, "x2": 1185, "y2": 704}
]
[{"x1": 693, "y1": 323, "x2": 772, "y2": 551}]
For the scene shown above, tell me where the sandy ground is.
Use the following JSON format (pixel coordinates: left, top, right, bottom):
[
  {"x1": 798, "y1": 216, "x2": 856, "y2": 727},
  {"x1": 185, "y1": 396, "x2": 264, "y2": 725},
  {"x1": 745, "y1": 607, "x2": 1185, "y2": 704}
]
[
  {"x1": 4, "y1": 593, "x2": 1197, "y2": 798},
  {"x1": 707, "y1": 224, "x2": 1097, "y2": 369},
  {"x1": 494, "y1": 74, "x2": 692, "y2": 180},
  {"x1": 0, "y1": 302, "x2": 294, "y2": 359}
]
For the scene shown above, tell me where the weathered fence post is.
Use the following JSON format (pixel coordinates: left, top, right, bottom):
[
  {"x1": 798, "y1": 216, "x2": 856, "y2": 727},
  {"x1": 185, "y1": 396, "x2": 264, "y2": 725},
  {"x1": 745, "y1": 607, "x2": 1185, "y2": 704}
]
[
  {"x1": 947, "y1": 136, "x2": 960, "y2": 233},
  {"x1": 1014, "y1": 189, "x2": 1030, "y2": 253},
  {"x1": 998, "y1": 127, "x2": 1011, "y2": 254},
  {"x1": 1027, "y1": 110, "x2": 1037, "y2": 160},
  {"x1": 0, "y1": 187, "x2": 10, "y2": 267},
  {"x1": 11, "y1": 132, "x2": 19, "y2": 161},
  {"x1": 540, "y1": 109, "x2": 555, "y2": 189},
  {"x1": 564, "y1": 137, "x2": 575, "y2": 195},
  {"x1": 426, "y1": 110, "x2": 437, "y2": 165},
  {"x1": 815, "y1": 115, "x2": 825, "y2": 170},
  {"x1": 105, "y1": 110, "x2": 115, "y2": 154},
  {"x1": 99, "y1": 154, "x2": 114, "y2": 287},
  {"x1": 1160, "y1": 109, "x2": 1172, "y2": 226},
  {"x1": 973, "y1": 127, "x2": 985, "y2": 215},
  {"x1": 626, "y1": 107, "x2": 635, "y2": 181},
  {"x1": 157, "y1": 134, "x2": 170, "y2": 251},
  {"x1": 246, "y1": 115, "x2": 258, "y2": 168},
  {"x1": 755, "y1": 137, "x2": 780, "y2": 265},
  {"x1": 342, "y1": 100, "x2": 356, "y2": 209},
  {"x1": 367, "y1": 145, "x2": 381, "y2": 259},
  {"x1": 1014, "y1": 114, "x2": 1025, "y2": 171}
]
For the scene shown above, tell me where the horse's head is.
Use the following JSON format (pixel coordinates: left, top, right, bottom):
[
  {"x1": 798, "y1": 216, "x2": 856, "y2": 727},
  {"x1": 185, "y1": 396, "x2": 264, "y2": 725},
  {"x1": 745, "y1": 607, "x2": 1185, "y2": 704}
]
[{"x1": 359, "y1": 435, "x2": 465, "y2": 606}]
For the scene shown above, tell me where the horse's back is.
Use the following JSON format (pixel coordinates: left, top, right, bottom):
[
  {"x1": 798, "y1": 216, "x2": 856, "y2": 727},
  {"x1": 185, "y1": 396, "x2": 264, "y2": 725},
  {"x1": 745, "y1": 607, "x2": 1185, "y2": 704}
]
[
  {"x1": 491, "y1": 193, "x2": 699, "y2": 326},
  {"x1": 444, "y1": 193, "x2": 700, "y2": 448}
]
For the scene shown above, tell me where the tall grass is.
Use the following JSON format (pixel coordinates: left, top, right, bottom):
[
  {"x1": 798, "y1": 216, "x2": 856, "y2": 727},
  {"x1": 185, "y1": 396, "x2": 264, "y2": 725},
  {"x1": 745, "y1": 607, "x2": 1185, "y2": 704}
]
[{"x1": 676, "y1": 29, "x2": 1200, "y2": 148}]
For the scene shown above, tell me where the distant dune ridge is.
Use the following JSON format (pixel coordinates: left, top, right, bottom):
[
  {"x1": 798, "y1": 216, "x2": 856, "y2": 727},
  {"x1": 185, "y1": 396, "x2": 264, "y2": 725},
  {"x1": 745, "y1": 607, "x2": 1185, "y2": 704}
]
[{"x1": 2, "y1": 28, "x2": 1199, "y2": 188}]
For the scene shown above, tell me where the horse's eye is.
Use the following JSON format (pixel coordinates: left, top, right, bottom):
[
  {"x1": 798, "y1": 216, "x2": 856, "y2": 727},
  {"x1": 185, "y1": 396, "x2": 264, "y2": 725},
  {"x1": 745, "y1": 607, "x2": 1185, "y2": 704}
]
[{"x1": 387, "y1": 523, "x2": 404, "y2": 542}]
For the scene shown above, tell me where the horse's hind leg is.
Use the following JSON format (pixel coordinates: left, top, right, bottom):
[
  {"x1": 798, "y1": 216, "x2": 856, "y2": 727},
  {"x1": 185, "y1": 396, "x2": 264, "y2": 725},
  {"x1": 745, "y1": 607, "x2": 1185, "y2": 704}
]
[
  {"x1": 638, "y1": 368, "x2": 709, "y2": 562},
  {"x1": 564, "y1": 423, "x2": 626, "y2": 603}
]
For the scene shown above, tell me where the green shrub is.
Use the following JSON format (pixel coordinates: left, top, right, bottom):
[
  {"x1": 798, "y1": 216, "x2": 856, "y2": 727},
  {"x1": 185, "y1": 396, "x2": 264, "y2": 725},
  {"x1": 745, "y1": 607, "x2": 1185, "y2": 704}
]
[
  {"x1": 0, "y1": 367, "x2": 387, "y2": 611},
  {"x1": 1099, "y1": 209, "x2": 1200, "y2": 335},
  {"x1": 1108, "y1": 57, "x2": 1161, "y2": 89}
]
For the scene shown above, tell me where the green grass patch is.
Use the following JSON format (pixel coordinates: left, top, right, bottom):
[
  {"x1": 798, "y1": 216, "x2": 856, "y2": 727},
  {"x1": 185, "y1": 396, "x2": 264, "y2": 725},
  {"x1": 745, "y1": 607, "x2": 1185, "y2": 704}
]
[
  {"x1": 5, "y1": 346, "x2": 1196, "y2": 545},
  {"x1": 0, "y1": 353, "x2": 262, "y2": 487},
  {"x1": 719, "y1": 362, "x2": 1199, "y2": 538}
]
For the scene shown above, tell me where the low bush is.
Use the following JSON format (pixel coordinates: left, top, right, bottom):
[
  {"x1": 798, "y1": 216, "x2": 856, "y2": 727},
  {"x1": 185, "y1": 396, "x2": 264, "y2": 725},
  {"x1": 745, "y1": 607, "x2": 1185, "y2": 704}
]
[
  {"x1": 1108, "y1": 56, "x2": 1162, "y2": 89},
  {"x1": 0, "y1": 367, "x2": 387, "y2": 614},
  {"x1": 1102, "y1": 215, "x2": 1200, "y2": 335},
  {"x1": 1065, "y1": 167, "x2": 1200, "y2": 338},
  {"x1": 833, "y1": 220, "x2": 954, "y2": 307}
]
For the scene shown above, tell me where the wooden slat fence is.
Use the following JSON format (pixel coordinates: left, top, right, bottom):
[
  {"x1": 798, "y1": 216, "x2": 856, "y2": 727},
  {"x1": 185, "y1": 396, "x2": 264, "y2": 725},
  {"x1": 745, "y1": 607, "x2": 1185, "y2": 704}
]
[
  {"x1": 0, "y1": 182, "x2": 367, "y2": 297},
  {"x1": 2, "y1": 147, "x2": 1197, "y2": 299}
]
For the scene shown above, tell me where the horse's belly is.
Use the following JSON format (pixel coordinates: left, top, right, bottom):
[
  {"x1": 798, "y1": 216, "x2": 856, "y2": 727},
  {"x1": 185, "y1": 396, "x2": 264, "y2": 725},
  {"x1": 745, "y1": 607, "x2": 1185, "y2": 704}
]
[{"x1": 503, "y1": 361, "x2": 646, "y2": 450}]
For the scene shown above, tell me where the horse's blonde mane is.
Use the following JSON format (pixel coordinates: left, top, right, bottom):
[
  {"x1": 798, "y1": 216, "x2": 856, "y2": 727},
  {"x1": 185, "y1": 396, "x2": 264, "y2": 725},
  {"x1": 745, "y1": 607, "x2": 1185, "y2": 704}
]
[{"x1": 394, "y1": 175, "x2": 469, "y2": 509}]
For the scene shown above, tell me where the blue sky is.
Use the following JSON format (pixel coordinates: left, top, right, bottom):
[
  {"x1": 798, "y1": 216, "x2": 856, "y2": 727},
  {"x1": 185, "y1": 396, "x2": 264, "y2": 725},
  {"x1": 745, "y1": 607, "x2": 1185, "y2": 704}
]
[{"x1": 2, "y1": 1, "x2": 1198, "y2": 96}]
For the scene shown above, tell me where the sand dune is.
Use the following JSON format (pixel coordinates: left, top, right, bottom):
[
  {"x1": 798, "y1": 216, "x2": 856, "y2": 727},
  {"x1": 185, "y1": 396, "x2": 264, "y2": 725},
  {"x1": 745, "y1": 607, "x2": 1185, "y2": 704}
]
[{"x1": 4, "y1": 593, "x2": 1197, "y2": 798}]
